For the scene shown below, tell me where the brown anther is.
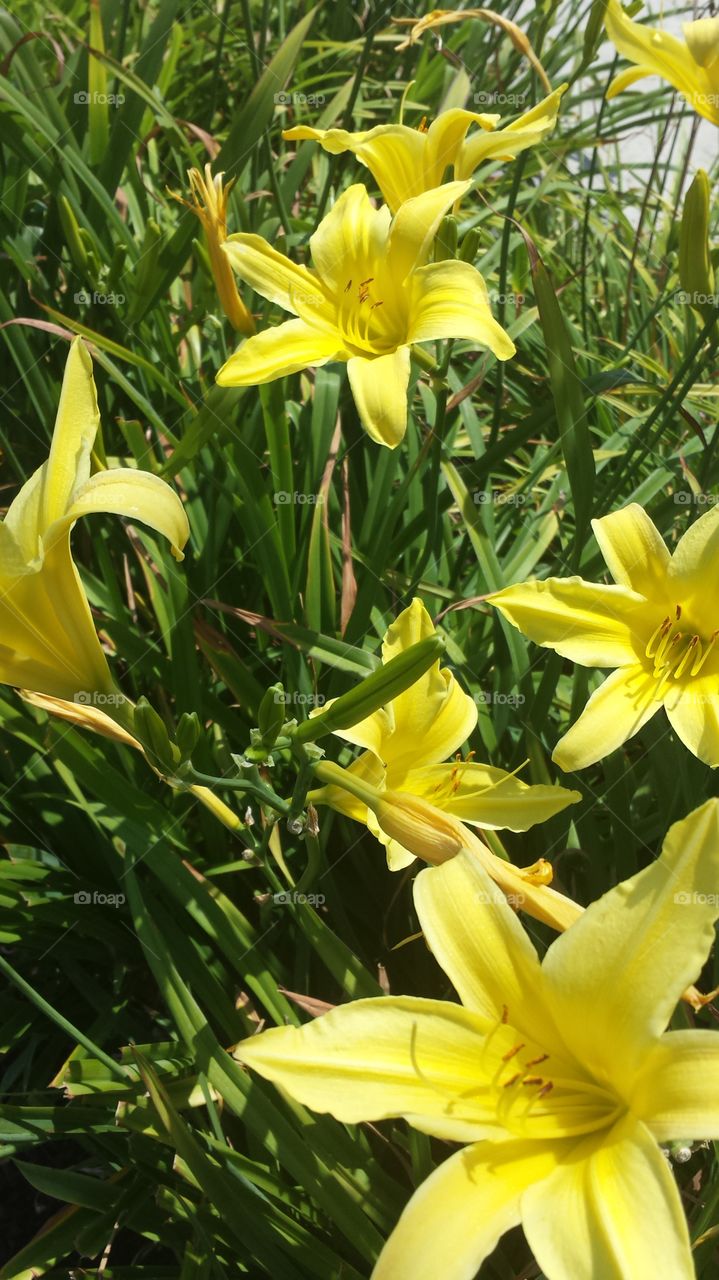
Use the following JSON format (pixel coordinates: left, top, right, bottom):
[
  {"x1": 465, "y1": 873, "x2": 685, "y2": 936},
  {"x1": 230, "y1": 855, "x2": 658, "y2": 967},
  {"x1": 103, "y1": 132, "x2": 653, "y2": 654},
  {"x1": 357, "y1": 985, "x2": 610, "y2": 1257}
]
[
  {"x1": 525, "y1": 1054, "x2": 549, "y2": 1067},
  {"x1": 537, "y1": 1082, "x2": 554, "y2": 1098},
  {"x1": 502, "y1": 1042, "x2": 525, "y2": 1062},
  {"x1": 501, "y1": 1005, "x2": 509, "y2": 1024},
  {"x1": 503, "y1": 1072, "x2": 521, "y2": 1088},
  {"x1": 344, "y1": 279, "x2": 352, "y2": 292},
  {"x1": 370, "y1": 301, "x2": 384, "y2": 309},
  {"x1": 676, "y1": 604, "x2": 682, "y2": 620},
  {"x1": 359, "y1": 277, "x2": 374, "y2": 287},
  {"x1": 522, "y1": 1076, "x2": 544, "y2": 1087}
]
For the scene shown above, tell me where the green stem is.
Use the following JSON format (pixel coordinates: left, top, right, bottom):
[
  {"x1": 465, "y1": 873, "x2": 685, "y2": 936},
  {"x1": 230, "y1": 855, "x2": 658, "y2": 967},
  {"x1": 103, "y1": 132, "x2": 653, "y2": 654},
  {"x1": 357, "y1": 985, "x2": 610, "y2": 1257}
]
[
  {"x1": 183, "y1": 766, "x2": 289, "y2": 814},
  {"x1": 312, "y1": 759, "x2": 378, "y2": 809}
]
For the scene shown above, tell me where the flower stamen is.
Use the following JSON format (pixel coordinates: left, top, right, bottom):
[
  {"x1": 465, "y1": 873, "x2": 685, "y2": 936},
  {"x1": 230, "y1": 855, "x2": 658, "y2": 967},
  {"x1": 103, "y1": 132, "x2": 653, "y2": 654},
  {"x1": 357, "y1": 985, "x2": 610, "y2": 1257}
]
[{"x1": 501, "y1": 1042, "x2": 525, "y2": 1061}]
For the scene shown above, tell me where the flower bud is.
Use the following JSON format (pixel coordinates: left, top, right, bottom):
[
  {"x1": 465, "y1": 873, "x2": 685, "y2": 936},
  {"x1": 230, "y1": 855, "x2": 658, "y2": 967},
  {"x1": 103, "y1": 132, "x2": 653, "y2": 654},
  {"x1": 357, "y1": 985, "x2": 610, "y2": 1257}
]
[
  {"x1": 372, "y1": 791, "x2": 465, "y2": 864},
  {"x1": 679, "y1": 169, "x2": 717, "y2": 322},
  {"x1": 258, "y1": 682, "x2": 286, "y2": 747},
  {"x1": 434, "y1": 214, "x2": 458, "y2": 262},
  {"x1": 177, "y1": 166, "x2": 255, "y2": 334},
  {"x1": 294, "y1": 633, "x2": 446, "y2": 743}
]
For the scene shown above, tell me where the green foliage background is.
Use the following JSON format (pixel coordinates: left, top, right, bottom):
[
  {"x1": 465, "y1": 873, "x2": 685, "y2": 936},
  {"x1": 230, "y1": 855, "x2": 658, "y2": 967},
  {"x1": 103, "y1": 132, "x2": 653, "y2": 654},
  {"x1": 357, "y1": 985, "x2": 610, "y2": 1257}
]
[{"x1": 0, "y1": 0, "x2": 717, "y2": 1276}]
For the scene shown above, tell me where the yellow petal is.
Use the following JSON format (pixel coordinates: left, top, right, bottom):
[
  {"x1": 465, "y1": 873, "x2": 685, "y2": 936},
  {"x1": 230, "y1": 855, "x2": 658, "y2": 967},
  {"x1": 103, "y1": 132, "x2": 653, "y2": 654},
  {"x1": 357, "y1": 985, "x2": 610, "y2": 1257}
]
[
  {"x1": 405, "y1": 761, "x2": 580, "y2": 831},
  {"x1": 540, "y1": 798, "x2": 719, "y2": 1083},
  {"x1": 3, "y1": 465, "x2": 46, "y2": 564},
  {"x1": 591, "y1": 504, "x2": 670, "y2": 598},
  {"x1": 380, "y1": 598, "x2": 478, "y2": 772},
  {"x1": 20, "y1": 690, "x2": 137, "y2": 745},
  {"x1": 61, "y1": 468, "x2": 190, "y2": 562},
  {"x1": 523, "y1": 1115, "x2": 694, "y2": 1280},
  {"x1": 664, "y1": 678, "x2": 719, "y2": 767},
  {"x1": 552, "y1": 665, "x2": 658, "y2": 772},
  {"x1": 373, "y1": 1138, "x2": 565, "y2": 1280},
  {"x1": 423, "y1": 108, "x2": 493, "y2": 187},
  {"x1": 222, "y1": 234, "x2": 327, "y2": 317},
  {"x1": 367, "y1": 806, "x2": 418, "y2": 871},
  {"x1": 487, "y1": 577, "x2": 651, "y2": 667},
  {"x1": 328, "y1": 706, "x2": 395, "y2": 756},
  {"x1": 457, "y1": 86, "x2": 565, "y2": 177},
  {"x1": 285, "y1": 124, "x2": 429, "y2": 213},
  {"x1": 606, "y1": 64, "x2": 656, "y2": 98},
  {"x1": 668, "y1": 503, "x2": 719, "y2": 609},
  {"x1": 347, "y1": 349, "x2": 410, "y2": 447},
  {"x1": 234, "y1": 994, "x2": 502, "y2": 1141},
  {"x1": 36, "y1": 338, "x2": 99, "y2": 532},
  {"x1": 682, "y1": 16, "x2": 719, "y2": 69},
  {"x1": 634, "y1": 1030, "x2": 719, "y2": 1142},
  {"x1": 309, "y1": 184, "x2": 392, "y2": 294},
  {"x1": 605, "y1": 0, "x2": 698, "y2": 92},
  {"x1": 217, "y1": 317, "x2": 345, "y2": 386},
  {"x1": 413, "y1": 849, "x2": 560, "y2": 1049},
  {"x1": 0, "y1": 535, "x2": 113, "y2": 699},
  {"x1": 387, "y1": 181, "x2": 471, "y2": 282},
  {"x1": 407, "y1": 261, "x2": 516, "y2": 360},
  {"x1": 604, "y1": 0, "x2": 717, "y2": 122}
]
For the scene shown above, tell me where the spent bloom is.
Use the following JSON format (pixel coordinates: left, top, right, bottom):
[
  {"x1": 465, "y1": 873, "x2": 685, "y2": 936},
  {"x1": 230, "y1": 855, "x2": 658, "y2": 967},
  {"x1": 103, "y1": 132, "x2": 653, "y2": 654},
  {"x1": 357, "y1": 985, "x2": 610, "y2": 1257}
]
[
  {"x1": 283, "y1": 86, "x2": 565, "y2": 214},
  {"x1": 488, "y1": 502, "x2": 719, "y2": 770},
  {"x1": 236, "y1": 799, "x2": 719, "y2": 1280},
  {"x1": 179, "y1": 164, "x2": 255, "y2": 333},
  {"x1": 0, "y1": 338, "x2": 188, "y2": 702},
  {"x1": 605, "y1": 0, "x2": 719, "y2": 126},
  {"x1": 312, "y1": 598, "x2": 579, "y2": 867},
  {"x1": 216, "y1": 182, "x2": 514, "y2": 447}
]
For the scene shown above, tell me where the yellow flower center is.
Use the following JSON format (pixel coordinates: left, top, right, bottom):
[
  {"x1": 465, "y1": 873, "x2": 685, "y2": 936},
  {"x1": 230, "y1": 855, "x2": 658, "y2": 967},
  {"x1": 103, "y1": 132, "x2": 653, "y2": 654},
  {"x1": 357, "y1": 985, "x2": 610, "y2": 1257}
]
[
  {"x1": 335, "y1": 272, "x2": 406, "y2": 357},
  {"x1": 479, "y1": 1008, "x2": 622, "y2": 1140},
  {"x1": 645, "y1": 605, "x2": 718, "y2": 695}
]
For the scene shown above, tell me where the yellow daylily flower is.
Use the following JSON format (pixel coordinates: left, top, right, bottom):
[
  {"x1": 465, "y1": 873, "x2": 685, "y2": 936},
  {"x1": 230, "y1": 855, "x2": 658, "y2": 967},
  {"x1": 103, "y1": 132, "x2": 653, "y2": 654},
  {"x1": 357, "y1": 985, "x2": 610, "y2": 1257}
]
[
  {"x1": 235, "y1": 798, "x2": 719, "y2": 1280},
  {"x1": 215, "y1": 183, "x2": 515, "y2": 447},
  {"x1": 283, "y1": 86, "x2": 565, "y2": 214},
  {"x1": 311, "y1": 598, "x2": 579, "y2": 868},
  {"x1": 178, "y1": 165, "x2": 255, "y2": 333},
  {"x1": 0, "y1": 338, "x2": 189, "y2": 704},
  {"x1": 605, "y1": 0, "x2": 719, "y2": 126},
  {"x1": 488, "y1": 502, "x2": 719, "y2": 770}
]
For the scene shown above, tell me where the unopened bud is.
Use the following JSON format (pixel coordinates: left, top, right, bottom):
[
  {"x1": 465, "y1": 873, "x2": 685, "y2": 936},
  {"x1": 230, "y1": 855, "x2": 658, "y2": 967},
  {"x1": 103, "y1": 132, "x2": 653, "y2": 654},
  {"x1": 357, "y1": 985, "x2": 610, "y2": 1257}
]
[
  {"x1": 258, "y1": 683, "x2": 286, "y2": 747},
  {"x1": 294, "y1": 633, "x2": 445, "y2": 744},
  {"x1": 372, "y1": 791, "x2": 465, "y2": 864},
  {"x1": 679, "y1": 169, "x2": 717, "y2": 322},
  {"x1": 434, "y1": 214, "x2": 458, "y2": 262}
]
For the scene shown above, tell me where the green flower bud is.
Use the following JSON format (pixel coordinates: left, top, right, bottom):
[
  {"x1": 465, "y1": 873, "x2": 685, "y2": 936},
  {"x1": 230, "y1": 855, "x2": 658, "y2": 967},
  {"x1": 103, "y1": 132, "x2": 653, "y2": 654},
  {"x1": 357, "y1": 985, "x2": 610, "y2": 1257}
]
[
  {"x1": 294, "y1": 633, "x2": 445, "y2": 744},
  {"x1": 434, "y1": 214, "x2": 458, "y2": 262},
  {"x1": 679, "y1": 170, "x2": 717, "y2": 323},
  {"x1": 458, "y1": 226, "x2": 482, "y2": 263},
  {"x1": 133, "y1": 697, "x2": 181, "y2": 775},
  {"x1": 258, "y1": 683, "x2": 287, "y2": 747}
]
